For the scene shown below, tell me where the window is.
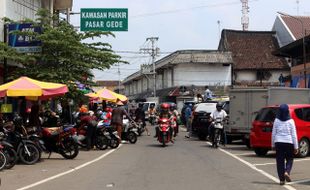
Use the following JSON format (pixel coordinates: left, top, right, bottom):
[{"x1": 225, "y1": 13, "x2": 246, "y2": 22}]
[
  {"x1": 255, "y1": 107, "x2": 279, "y2": 122},
  {"x1": 295, "y1": 108, "x2": 310, "y2": 122}
]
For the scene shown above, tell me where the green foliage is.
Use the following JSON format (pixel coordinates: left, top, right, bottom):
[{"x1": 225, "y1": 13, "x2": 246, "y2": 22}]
[{"x1": 2, "y1": 9, "x2": 124, "y2": 103}]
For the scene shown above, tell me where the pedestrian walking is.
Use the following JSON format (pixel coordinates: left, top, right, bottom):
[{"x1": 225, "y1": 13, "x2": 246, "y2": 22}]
[
  {"x1": 184, "y1": 104, "x2": 193, "y2": 138},
  {"x1": 271, "y1": 104, "x2": 298, "y2": 185},
  {"x1": 111, "y1": 99, "x2": 131, "y2": 142}
]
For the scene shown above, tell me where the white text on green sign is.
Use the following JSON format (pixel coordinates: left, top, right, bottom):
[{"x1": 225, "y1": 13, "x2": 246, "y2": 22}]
[{"x1": 80, "y1": 8, "x2": 128, "y2": 31}]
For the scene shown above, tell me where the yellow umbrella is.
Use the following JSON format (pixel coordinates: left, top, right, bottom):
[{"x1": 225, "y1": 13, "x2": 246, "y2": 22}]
[
  {"x1": 85, "y1": 88, "x2": 128, "y2": 102},
  {"x1": 110, "y1": 91, "x2": 128, "y2": 102},
  {"x1": 0, "y1": 76, "x2": 68, "y2": 99}
]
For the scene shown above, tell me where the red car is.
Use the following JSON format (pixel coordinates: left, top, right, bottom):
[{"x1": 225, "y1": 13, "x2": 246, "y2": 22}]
[{"x1": 250, "y1": 104, "x2": 310, "y2": 158}]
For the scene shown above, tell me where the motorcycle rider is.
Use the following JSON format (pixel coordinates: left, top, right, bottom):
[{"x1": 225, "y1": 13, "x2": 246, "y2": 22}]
[
  {"x1": 135, "y1": 103, "x2": 150, "y2": 136},
  {"x1": 209, "y1": 102, "x2": 228, "y2": 145},
  {"x1": 100, "y1": 107, "x2": 112, "y2": 126},
  {"x1": 154, "y1": 103, "x2": 174, "y2": 143},
  {"x1": 148, "y1": 104, "x2": 157, "y2": 126},
  {"x1": 78, "y1": 108, "x2": 97, "y2": 150}
]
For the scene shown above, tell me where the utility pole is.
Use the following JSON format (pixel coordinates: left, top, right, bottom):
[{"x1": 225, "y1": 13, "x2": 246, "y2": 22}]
[
  {"x1": 118, "y1": 63, "x2": 121, "y2": 93},
  {"x1": 140, "y1": 37, "x2": 159, "y2": 97}
]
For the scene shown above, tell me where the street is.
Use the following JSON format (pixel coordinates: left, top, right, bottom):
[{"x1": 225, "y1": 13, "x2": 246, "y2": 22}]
[{"x1": 0, "y1": 127, "x2": 309, "y2": 190}]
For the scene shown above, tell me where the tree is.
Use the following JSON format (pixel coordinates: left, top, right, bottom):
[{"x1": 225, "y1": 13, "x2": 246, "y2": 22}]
[{"x1": 2, "y1": 9, "x2": 123, "y2": 102}]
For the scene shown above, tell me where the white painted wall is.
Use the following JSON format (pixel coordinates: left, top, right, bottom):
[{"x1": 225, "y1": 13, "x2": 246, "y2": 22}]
[
  {"x1": 174, "y1": 63, "x2": 231, "y2": 86},
  {"x1": 142, "y1": 77, "x2": 148, "y2": 92},
  {"x1": 0, "y1": 0, "x2": 41, "y2": 42},
  {"x1": 137, "y1": 79, "x2": 142, "y2": 93},
  {"x1": 236, "y1": 71, "x2": 256, "y2": 81},
  {"x1": 0, "y1": 0, "x2": 5, "y2": 41},
  {"x1": 235, "y1": 70, "x2": 290, "y2": 83}
]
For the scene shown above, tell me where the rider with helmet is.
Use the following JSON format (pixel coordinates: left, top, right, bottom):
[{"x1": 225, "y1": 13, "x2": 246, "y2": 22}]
[
  {"x1": 135, "y1": 103, "x2": 150, "y2": 136},
  {"x1": 209, "y1": 102, "x2": 228, "y2": 145},
  {"x1": 154, "y1": 103, "x2": 174, "y2": 142}
]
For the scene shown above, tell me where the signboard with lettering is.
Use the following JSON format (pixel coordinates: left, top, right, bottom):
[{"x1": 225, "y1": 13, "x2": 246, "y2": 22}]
[
  {"x1": 1, "y1": 104, "x2": 12, "y2": 113},
  {"x1": 80, "y1": 8, "x2": 128, "y2": 31},
  {"x1": 8, "y1": 23, "x2": 42, "y2": 53}
]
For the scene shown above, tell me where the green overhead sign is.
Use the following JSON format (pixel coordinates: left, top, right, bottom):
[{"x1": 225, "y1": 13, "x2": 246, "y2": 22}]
[{"x1": 80, "y1": 8, "x2": 128, "y2": 31}]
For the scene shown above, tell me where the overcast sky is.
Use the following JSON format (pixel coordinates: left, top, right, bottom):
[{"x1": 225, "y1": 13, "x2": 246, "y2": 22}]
[{"x1": 70, "y1": 0, "x2": 310, "y2": 81}]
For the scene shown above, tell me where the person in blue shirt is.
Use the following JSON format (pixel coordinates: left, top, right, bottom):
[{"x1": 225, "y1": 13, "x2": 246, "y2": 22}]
[{"x1": 185, "y1": 104, "x2": 193, "y2": 138}]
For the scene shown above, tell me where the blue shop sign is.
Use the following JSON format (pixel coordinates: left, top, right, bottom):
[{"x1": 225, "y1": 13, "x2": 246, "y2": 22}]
[{"x1": 8, "y1": 23, "x2": 42, "y2": 53}]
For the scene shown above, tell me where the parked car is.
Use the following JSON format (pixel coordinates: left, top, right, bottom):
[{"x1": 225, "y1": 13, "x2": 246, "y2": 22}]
[
  {"x1": 191, "y1": 101, "x2": 229, "y2": 140},
  {"x1": 250, "y1": 104, "x2": 310, "y2": 158}
]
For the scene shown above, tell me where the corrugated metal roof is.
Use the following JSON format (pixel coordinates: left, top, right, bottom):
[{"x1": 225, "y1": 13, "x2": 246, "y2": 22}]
[
  {"x1": 123, "y1": 50, "x2": 233, "y2": 83},
  {"x1": 168, "y1": 51, "x2": 233, "y2": 64}
]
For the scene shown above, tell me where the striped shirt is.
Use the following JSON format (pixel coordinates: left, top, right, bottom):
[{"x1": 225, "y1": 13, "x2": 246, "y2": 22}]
[{"x1": 271, "y1": 118, "x2": 298, "y2": 149}]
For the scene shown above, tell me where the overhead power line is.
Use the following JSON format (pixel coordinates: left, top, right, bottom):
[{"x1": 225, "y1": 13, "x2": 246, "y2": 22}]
[{"x1": 131, "y1": 0, "x2": 259, "y2": 18}]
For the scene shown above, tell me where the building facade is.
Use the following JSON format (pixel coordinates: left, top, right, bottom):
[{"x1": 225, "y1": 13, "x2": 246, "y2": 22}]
[
  {"x1": 123, "y1": 50, "x2": 233, "y2": 103},
  {"x1": 218, "y1": 29, "x2": 290, "y2": 86}
]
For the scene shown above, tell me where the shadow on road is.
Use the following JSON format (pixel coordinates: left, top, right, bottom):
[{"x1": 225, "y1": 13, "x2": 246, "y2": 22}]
[
  {"x1": 252, "y1": 181, "x2": 278, "y2": 186},
  {"x1": 145, "y1": 144, "x2": 172, "y2": 148}
]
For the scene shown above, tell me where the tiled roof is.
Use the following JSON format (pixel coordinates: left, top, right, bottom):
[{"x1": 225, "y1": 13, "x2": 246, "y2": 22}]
[
  {"x1": 280, "y1": 15, "x2": 310, "y2": 40},
  {"x1": 218, "y1": 29, "x2": 289, "y2": 70},
  {"x1": 96, "y1": 80, "x2": 119, "y2": 87}
]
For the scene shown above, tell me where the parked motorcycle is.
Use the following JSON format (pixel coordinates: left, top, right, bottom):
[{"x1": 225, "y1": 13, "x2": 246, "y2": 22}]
[
  {"x1": 32, "y1": 125, "x2": 79, "y2": 159},
  {"x1": 0, "y1": 131, "x2": 17, "y2": 169},
  {"x1": 157, "y1": 117, "x2": 173, "y2": 147},
  {"x1": 122, "y1": 120, "x2": 138, "y2": 144},
  {"x1": 93, "y1": 120, "x2": 120, "y2": 150},
  {"x1": 0, "y1": 144, "x2": 7, "y2": 171},
  {"x1": 3, "y1": 121, "x2": 41, "y2": 165}
]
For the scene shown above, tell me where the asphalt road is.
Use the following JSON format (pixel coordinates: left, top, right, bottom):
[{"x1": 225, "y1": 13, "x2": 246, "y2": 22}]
[{"x1": 1, "y1": 127, "x2": 310, "y2": 190}]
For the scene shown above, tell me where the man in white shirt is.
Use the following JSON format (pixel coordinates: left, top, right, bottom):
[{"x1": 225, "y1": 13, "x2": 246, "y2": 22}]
[
  {"x1": 209, "y1": 102, "x2": 228, "y2": 145},
  {"x1": 204, "y1": 86, "x2": 213, "y2": 101}
]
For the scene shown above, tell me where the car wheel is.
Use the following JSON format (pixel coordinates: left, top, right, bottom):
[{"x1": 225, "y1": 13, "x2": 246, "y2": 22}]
[
  {"x1": 298, "y1": 138, "x2": 309, "y2": 158},
  {"x1": 254, "y1": 148, "x2": 268, "y2": 157}
]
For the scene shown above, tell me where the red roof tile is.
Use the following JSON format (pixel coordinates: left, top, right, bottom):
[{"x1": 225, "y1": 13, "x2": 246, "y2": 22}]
[
  {"x1": 218, "y1": 30, "x2": 289, "y2": 70},
  {"x1": 281, "y1": 15, "x2": 310, "y2": 40}
]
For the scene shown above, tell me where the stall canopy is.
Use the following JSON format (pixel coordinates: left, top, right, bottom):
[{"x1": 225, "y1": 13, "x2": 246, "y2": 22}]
[
  {"x1": 85, "y1": 88, "x2": 127, "y2": 102},
  {"x1": 0, "y1": 76, "x2": 68, "y2": 99}
]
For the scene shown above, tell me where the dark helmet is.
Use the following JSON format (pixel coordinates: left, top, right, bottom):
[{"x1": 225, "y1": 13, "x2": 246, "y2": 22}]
[
  {"x1": 138, "y1": 102, "x2": 144, "y2": 108},
  {"x1": 216, "y1": 102, "x2": 223, "y2": 110},
  {"x1": 170, "y1": 103, "x2": 176, "y2": 111}
]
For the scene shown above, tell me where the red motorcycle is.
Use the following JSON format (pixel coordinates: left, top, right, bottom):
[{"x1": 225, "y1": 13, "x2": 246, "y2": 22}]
[{"x1": 157, "y1": 117, "x2": 172, "y2": 147}]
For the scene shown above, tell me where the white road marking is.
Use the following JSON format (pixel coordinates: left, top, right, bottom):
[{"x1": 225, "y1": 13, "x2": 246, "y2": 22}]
[
  {"x1": 287, "y1": 178, "x2": 310, "y2": 185},
  {"x1": 17, "y1": 145, "x2": 122, "y2": 190},
  {"x1": 234, "y1": 153, "x2": 256, "y2": 156},
  {"x1": 206, "y1": 142, "x2": 296, "y2": 190},
  {"x1": 253, "y1": 158, "x2": 310, "y2": 166}
]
